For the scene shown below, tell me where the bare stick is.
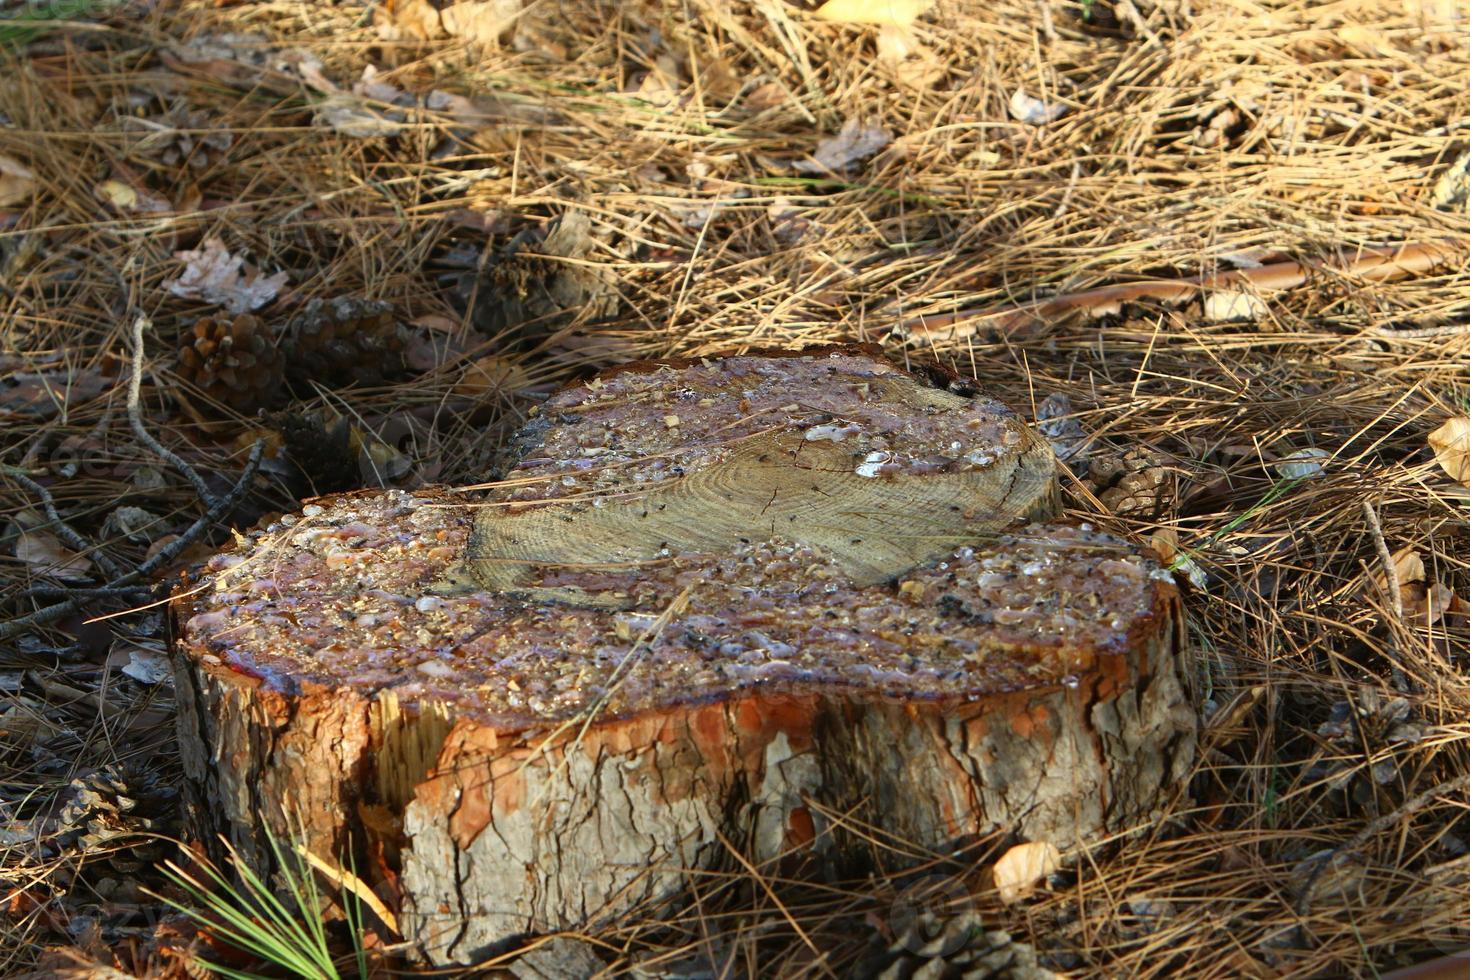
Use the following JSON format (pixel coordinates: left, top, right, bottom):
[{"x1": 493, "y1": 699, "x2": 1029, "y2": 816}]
[
  {"x1": 1297, "y1": 770, "x2": 1470, "y2": 914},
  {"x1": 0, "y1": 440, "x2": 262, "y2": 643},
  {"x1": 21, "y1": 585, "x2": 152, "y2": 600},
  {"x1": 1362, "y1": 500, "x2": 1403, "y2": 623},
  {"x1": 1361, "y1": 499, "x2": 1410, "y2": 694},
  {"x1": 132, "y1": 438, "x2": 264, "y2": 581},
  {"x1": 0, "y1": 467, "x2": 127, "y2": 581},
  {"x1": 129, "y1": 314, "x2": 220, "y2": 509},
  {"x1": 1371, "y1": 322, "x2": 1470, "y2": 340},
  {"x1": 897, "y1": 239, "x2": 1465, "y2": 343}
]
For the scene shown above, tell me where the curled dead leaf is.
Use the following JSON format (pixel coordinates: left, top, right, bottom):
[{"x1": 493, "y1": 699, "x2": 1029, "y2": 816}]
[
  {"x1": 743, "y1": 82, "x2": 790, "y2": 113},
  {"x1": 96, "y1": 178, "x2": 172, "y2": 215},
  {"x1": 440, "y1": 0, "x2": 522, "y2": 46},
  {"x1": 1403, "y1": 580, "x2": 1458, "y2": 627},
  {"x1": 796, "y1": 117, "x2": 891, "y2": 175},
  {"x1": 813, "y1": 0, "x2": 935, "y2": 27},
  {"x1": 1008, "y1": 89, "x2": 1067, "y2": 126},
  {"x1": 993, "y1": 840, "x2": 1060, "y2": 904},
  {"x1": 0, "y1": 153, "x2": 37, "y2": 208},
  {"x1": 14, "y1": 528, "x2": 93, "y2": 581},
  {"x1": 454, "y1": 354, "x2": 530, "y2": 400},
  {"x1": 165, "y1": 237, "x2": 288, "y2": 314},
  {"x1": 1203, "y1": 289, "x2": 1268, "y2": 323},
  {"x1": 1370, "y1": 546, "x2": 1426, "y2": 591},
  {"x1": 1428, "y1": 418, "x2": 1470, "y2": 486},
  {"x1": 376, "y1": 0, "x2": 444, "y2": 43}
]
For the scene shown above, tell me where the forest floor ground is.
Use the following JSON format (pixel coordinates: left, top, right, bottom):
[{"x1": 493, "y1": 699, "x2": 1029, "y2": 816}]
[{"x1": 2, "y1": 0, "x2": 1470, "y2": 976}]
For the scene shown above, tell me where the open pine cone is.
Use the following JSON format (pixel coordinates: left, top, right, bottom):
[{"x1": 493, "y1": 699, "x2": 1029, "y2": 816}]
[
  {"x1": 56, "y1": 764, "x2": 179, "y2": 877},
  {"x1": 469, "y1": 211, "x2": 620, "y2": 339},
  {"x1": 856, "y1": 908, "x2": 1058, "y2": 980},
  {"x1": 283, "y1": 296, "x2": 405, "y2": 390},
  {"x1": 175, "y1": 313, "x2": 285, "y2": 414}
]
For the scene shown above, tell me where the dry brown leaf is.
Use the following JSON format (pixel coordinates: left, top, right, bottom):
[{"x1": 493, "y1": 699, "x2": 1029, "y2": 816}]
[
  {"x1": 875, "y1": 25, "x2": 944, "y2": 90},
  {"x1": 1206, "y1": 685, "x2": 1266, "y2": 735},
  {"x1": 1401, "y1": 580, "x2": 1457, "y2": 626},
  {"x1": 631, "y1": 56, "x2": 683, "y2": 108},
  {"x1": 1427, "y1": 582, "x2": 1456, "y2": 625},
  {"x1": 454, "y1": 354, "x2": 530, "y2": 400},
  {"x1": 1008, "y1": 89, "x2": 1067, "y2": 126},
  {"x1": 1, "y1": 369, "x2": 109, "y2": 420},
  {"x1": 440, "y1": 0, "x2": 522, "y2": 46},
  {"x1": 1376, "y1": 546, "x2": 1426, "y2": 588},
  {"x1": 1428, "y1": 417, "x2": 1470, "y2": 486},
  {"x1": 411, "y1": 313, "x2": 461, "y2": 333},
  {"x1": 95, "y1": 178, "x2": 171, "y2": 214},
  {"x1": 164, "y1": 237, "x2": 288, "y2": 314},
  {"x1": 813, "y1": 0, "x2": 934, "y2": 27},
  {"x1": 1148, "y1": 528, "x2": 1179, "y2": 563},
  {"x1": 993, "y1": 840, "x2": 1060, "y2": 904},
  {"x1": 0, "y1": 153, "x2": 36, "y2": 208},
  {"x1": 375, "y1": 0, "x2": 445, "y2": 42},
  {"x1": 1203, "y1": 289, "x2": 1268, "y2": 323},
  {"x1": 743, "y1": 82, "x2": 790, "y2": 112},
  {"x1": 698, "y1": 56, "x2": 741, "y2": 106},
  {"x1": 796, "y1": 117, "x2": 891, "y2": 174},
  {"x1": 14, "y1": 529, "x2": 93, "y2": 581}
]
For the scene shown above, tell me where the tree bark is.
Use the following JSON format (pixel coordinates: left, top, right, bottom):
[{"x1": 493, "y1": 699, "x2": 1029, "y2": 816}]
[{"x1": 171, "y1": 345, "x2": 1197, "y2": 965}]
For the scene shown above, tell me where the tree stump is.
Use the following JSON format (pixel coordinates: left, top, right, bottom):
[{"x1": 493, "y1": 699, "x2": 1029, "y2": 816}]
[{"x1": 171, "y1": 345, "x2": 1197, "y2": 965}]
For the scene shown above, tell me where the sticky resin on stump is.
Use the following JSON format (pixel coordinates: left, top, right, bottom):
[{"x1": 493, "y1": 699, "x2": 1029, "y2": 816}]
[{"x1": 171, "y1": 345, "x2": 1197, "y2": 965}]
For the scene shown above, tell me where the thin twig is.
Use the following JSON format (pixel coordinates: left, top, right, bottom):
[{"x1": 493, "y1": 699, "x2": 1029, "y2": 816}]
[
  {"x1": 897, "y1": 239, "x2": 1466, "y2": 343},
  {"x1": 19, "y1": 585, "x2": 153, "y2": 600},
  {"x1": 1, "y1": 467, "x2": 127, "y2": 581},
  {"x1": 1361, "y1": 499, "x2": 1410, "y2": 694},
  {"x1": 0, "y1": 435, "x2": 265, "y2": 644},
  {"x1": 132, "y1": 438, "x2": 264, "y2": 582},
  {"x1": 1297, "y1": 771, "x2": 1470, "y2": 914},
  {"x1": 128, "y1": 314, "x2": 220, "y2": 509},
  {"x1": 1370, "y1": 322, "x2": 1470, "y2": 340},
  {"x1": 1361, "y1": 500, "x2": 1403, "y2": 624}
]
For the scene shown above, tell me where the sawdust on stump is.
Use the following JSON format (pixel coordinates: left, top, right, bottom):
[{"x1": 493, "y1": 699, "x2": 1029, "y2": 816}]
[{"x1": 170, "y1": 345, "x2": 1197, "y2": 964}]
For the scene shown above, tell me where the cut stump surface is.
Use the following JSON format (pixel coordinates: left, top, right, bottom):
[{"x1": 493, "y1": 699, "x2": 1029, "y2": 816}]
[{"x1": 171, "y1": 346, "x2": 1197, "y2": 964}]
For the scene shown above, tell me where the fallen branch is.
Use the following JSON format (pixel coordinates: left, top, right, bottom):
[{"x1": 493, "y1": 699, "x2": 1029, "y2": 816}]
[
  {"x1": 128, "y1": 315, "x2": 222, "y2": 509},
  {"x1": 1, "y1": 466, "x2": 126, "y2": 581},
  {"x1": 1361, "y1": 499, "x2": 1410, "y2": 695},
  {"x1": 1296, "y1": 770, "x2": 1470, "y2": 915},
  {"x1": 0, "y1": 316, "x2": 264, "y2": 644},
  {"x1": 896, "y1": 239, "x2": 1466, "y2": 343}
]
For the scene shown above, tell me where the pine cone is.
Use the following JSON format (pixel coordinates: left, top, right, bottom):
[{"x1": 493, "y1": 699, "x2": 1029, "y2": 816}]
[
  {"x1": 283, "y1": 296, "x2": 405, "y2": 390},
  {"x1": 1087, "y1": 447, "x2": 1175, "y2": 516},
  {"x1": 269, "y1": 410, "x2": 362, "y2": 495},
  {"x1": 468, "y1": 212, "x2": 620, "y2": 340},
  {"x1": 57, "y1": 764, "x2": 179, "y2": 876},
  {"x1": 176, "y1": 313, "x2": 285, "y2": 414},
  {"x1": 856, "y1": 908, "x2": 1058, "y2": 980}
]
